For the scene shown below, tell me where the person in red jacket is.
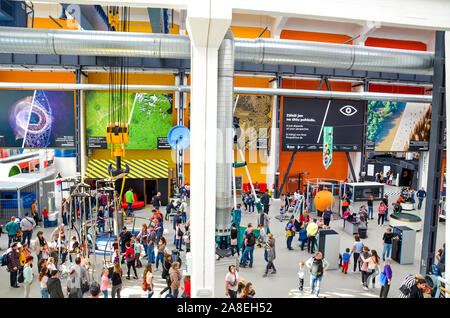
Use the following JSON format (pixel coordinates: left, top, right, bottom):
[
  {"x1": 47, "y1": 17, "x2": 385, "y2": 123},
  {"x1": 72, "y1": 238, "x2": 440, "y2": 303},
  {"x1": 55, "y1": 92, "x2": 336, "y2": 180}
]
[
  {"x1": 183, "y1": 275, "x2": 191, "y2": 298},
  {"x1": 42, "y1": 208, "x2": 49, "y2": 228},
  {"x1": 124, "y1": 242, "x2": 138, "y2": 280}
]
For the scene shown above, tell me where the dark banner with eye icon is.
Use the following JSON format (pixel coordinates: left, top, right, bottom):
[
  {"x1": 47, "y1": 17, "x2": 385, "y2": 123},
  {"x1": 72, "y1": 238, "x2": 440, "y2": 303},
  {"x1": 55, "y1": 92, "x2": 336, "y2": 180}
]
[{"x1": 282, "y1": 97, "x2": 364, "y2": 152}]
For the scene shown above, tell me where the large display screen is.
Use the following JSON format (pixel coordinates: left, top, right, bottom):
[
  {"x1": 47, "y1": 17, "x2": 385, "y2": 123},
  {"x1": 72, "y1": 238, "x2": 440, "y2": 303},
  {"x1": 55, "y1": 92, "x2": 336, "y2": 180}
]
[
  {"x1": 282, "y1": 97, "x2": 364, "y2": 151},
  {"x1": 366, "y1": 101, "x2": 431, "y2": 152},
  {"x1": 0, "y1": 90, "x2": 75, "y2": 148},
  {"x1": 86, "y1": 92, "x2": 173, "y2": 150},
  {"x1": 234, "y1": 95, "x2": 272, "y2": 151}
]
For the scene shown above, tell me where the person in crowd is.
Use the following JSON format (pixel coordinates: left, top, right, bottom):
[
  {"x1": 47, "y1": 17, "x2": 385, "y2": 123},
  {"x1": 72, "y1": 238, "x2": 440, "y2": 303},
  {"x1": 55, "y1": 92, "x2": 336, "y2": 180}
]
[
  {"x1": 89, "y1": 282, "x2": 101, "y2": 298},
  {"x1": 342, "y1": 194, "x2": 350, "y2": 215},
  {"x1": 382, "y1": 227, "x2": 398, "y2": 261},
  {"x1": 20, "y1": 212, "x2": 36, "y2": 246},
  {"x1": 298, "y1": 261, "x2": 305, "y2": 291},
  {"x1": 6, "y1": 242, "x2": 21, "y2": 288},
  {"x1": 377, "y1": 201, "x2": 387, "y2": 226},
  {"x1": 258, "y1": 210, "x2": 270, "y2": 240},
  {"x1": 31, "y1": 200, "x2": 39, "y2": 226},
  {"x1": 119, "y1": 226, "x2": 132, "y2": 264},
  {"x1": 306, "y1": 219, "x2": 319, "y2": 254},
  {"x1": 248, "y1": 193, "x2": 255, "y2": 213},
  {"x1": 342, "y1": 248, "x2": 351, "y2": 274},
  {"x1": 47, "y1": 257, "x2": 57, "y2": 272},
  {"x1": 256, "y1": 224, "x2": 266, "y2": 248},
  {"x1": 242, "y1": 192, "x2": 249, "y2": 212},
  {"x1": 285, "y1": 218, "x2": 296, "y2": 251},
  {"x1": 47, "y1": 270, "x2": 64, "y2": 298},
  {"x1": 263, "y1": 240, "x2": 276, "y2": 277},
  {"x1": 225, "y1": 265, "x2": 239, "y2": 298},
  {"x1": 155, "y1": 237, "x2": 167, "y2": 271},
  {"x1": 160, "y1": 253, "x2": 172, "y2": 297},
  {"x1": 97, "y1": 206, "x2": 105, "y2": 233},
  {"x1": 5, "y1": 217, "x2": 20, "y2": 248},
  {"x1": 169, "y1": 261, "x2": 182, "y2": 298},
  {"x1": 230, "y1": 223, "x2": 239, "y2": 257},
  {"x1": 359, "y1": 246, "x2": 371, "y2": 285},
  {"x1": 323, "y1": 206, "x2": 333, "y2": 227},
  {"x1": 239, "y1": 282, "x2": 255, "y2": 298},
  {"x1": 71, "y1": 256, "x2": 89, "y2": 296},
  {"x1": 361, "y1": 249, "x2": 380, "y2": 290},
  {"x1": 409, "y1": 189, "x2": 416, "y2": 210},
  {"x1": 359, "y1": 205, "x2": 369, "y2": 219},
  {"x1": 398, "y1": 274, "x2": 424, "y2": 298},
  {"x1": 39, "y1": 266, "x2": 49, "y2": 298},
  {"x1": 417, "y1": 187, "x2": 427, "y2": 210},
  {"x1": 182, "y1": 275, "x2": 191, "y2": 298},
  {"x1": 350, "y1": 235, "x2": 363, "y2": 272},
  {"x1": 42, "y1": 208, "x2": 49, "y2": 228},
  {"x1": 23, "y1": 256, "x2": 34, "y2": 298},
  {"x1": 263, "y1": 189, "x2": 270, "y2": 214},
  {"x1": 61, "y1": 198, "x2": 68, "y2": 226},
  {"x1": 143, "y1": 263, "x2": 154, "y2": 298},
  {"x1": 357, "y1": 216, "x2": 368, "y2": 239},
  {"x1": 392, "y1": 202, "x2": 402, "y2": 214},
  {"x1": 380, "y1": 258, "x2": 393, "y2": 298},
  {"x1": 154, "y1": 216, "x2": 164, "y2": 244},
  {"x1": 165, "y1": 200, "x2": 175, "y2": 221},
  {"x1": 124, "y1": 242, "x2": 138, "y2": 280},
  {"x1": 125, "y1": 188, "x2": 134, "y2": 217},
  {"x1": 342, "y1": 208, "x2": 352, "y2": 219},
  {"x1": 409, "y1": 278, "x2": 427, "y2": 298},
  {"x1": 51, "y1": 224, "x2": 65, "y2": 242},
  {"x1": 18, "y1": 244, "x2": 26, "y2": 268},
  {"x1": 367, "y1": 195, "x2": 374, "y2": 220},
  {"x1": 152, "y1": 192, "x2": 162, "y2": 210},
  {"x1": 305, "y1": 252, "x2": 329, "y2": 297},
  {"x1": 145, "y1": 224, "x2": 156, "y2": 264},
  {"x1": 299, "y1": 210, "x2": 310, "y2": 226},
  {"x1": 111, "y1": 263, "x2": 123, "y2": 298},
  {"x1": 134, "y1": 237, "x2": 143, "y2": 268},
  {"x1": 136, "y1": 223, "x2": 149, "y2": 258},
  {"x1": 382, "y1": 194, "x2": 389, "y2": 221},
  {"x1": 175, "y1": 218, "x2": 184, "y2": 251},
  {"x1": 180, "y1": 199, "x2": 188, "y2": 223},
  {"x1": 66, "y1": 269, "x2": 82, "y2": 298},
  {"x1": 100, "y1": 268, "x2": 110, "y2": 298},
  {"x1": 239, "y1": 226, "x2": 256, "y2": 268},
  {"x1": 298, "y1": 225, "x2": 307, "y2": 251}
]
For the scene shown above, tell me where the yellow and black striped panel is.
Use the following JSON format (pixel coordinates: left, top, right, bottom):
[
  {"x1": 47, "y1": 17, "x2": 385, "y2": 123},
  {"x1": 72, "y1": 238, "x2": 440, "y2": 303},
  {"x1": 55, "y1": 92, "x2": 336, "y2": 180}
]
[{"x1": 85, "y1": 159, "x2": 168, "y2": 179}]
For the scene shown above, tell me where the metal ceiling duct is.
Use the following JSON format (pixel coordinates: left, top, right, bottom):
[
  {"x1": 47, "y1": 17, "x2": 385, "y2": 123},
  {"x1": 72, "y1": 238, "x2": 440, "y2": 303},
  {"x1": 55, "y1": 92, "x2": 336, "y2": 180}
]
[
  {"x1": 0, "y1": 27, "x2": 433, "y2": 75},
  {"x1": 216, "y1": 28, "x2": 234, "y2": 237},
  {"x1": 234, "y1": 38, "x2": 434, "y2": 75}
]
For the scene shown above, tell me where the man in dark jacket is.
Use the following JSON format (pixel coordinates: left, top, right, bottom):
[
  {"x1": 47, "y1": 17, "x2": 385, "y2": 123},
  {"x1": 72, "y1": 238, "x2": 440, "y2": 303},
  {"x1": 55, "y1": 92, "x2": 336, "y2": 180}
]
[
  {"x1": 119, "y1": 227, "x2": 132, "y2": 263},
  {"x1": 6, "y1": 242, "x2": 21, "y2": 287},
  {"x1": 48, "y1": 271, "x2": 65, "y2": 298},
  {"x1": 263, "y1": 190, "x2": 270, "y2": 214}
]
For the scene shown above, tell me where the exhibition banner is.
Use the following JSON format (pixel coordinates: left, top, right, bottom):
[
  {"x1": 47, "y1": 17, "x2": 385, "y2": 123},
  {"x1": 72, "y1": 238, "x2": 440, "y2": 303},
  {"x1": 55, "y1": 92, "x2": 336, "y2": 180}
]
[
  {"x1": 282, "y1": 97, "x2": 364, "y2": 151},
  {"x1": 0, "y1": 90, "x2": 75, "y2": 148},
  {"x1": 366, "y1": 101, "x2": 431, "y2": 152},
  {"x1": 234, "y1": 95, "x2": 272, "y2": 151},
  {"x1": 86, "y1": 92, "x2": 173, "y2": 150},
  {"x1": 323, "y1": 126, "x2": 333, "y2": 170}
]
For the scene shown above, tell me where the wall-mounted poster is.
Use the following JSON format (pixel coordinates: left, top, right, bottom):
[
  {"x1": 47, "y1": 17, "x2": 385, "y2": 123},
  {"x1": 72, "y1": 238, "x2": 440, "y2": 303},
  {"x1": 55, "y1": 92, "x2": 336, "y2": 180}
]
[
  {"x1": 366, "y1": 101, "x2": 431, "y2": 152},
  {"x1": 0, "y1": 90, "x2": 75, "y2": 148},
  {"x1": 282, "y1": 97, "x2": 364, "y2": 151},
  {"x1": 86, "y1": 92, "x2": 173, "y2": 150},
  {"x1": 234, "y1": 95, "x2": 272, "y2": 151}
]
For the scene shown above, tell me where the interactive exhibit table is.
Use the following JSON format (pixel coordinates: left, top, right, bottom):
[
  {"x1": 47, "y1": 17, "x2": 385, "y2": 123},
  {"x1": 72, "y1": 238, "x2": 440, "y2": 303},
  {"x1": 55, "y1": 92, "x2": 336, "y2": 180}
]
[
  {"x1": 389, "y1": 212, "x2": 422, "y2": 232},
  {"x1": 391, "y1": 225, "x2": 416, "y2": 265},
  {"x1": 400, "y1": 202, "x2": 415, "y2": 211},
  {"x1": 344, "y1": 182, "x2": 384, "y2": 201}
]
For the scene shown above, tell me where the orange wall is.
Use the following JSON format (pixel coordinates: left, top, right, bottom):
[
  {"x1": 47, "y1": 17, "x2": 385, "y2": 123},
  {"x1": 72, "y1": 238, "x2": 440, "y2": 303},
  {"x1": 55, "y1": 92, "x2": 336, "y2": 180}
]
[
  {"x1": 231, "y1": 26, "x2": 271, "y2": 39},
  {"x1": 365, "y1": 37, "x2": 427, "y2": 51},
  {"x1": 280, "y1": 30, "x2": 352, "y2": 44},
  {"x1": 0, "y1": 71, "x2": 75, "y2": 83},
  {"x1": 33, "y1": 17, "x2": 79, "y2": 30}
]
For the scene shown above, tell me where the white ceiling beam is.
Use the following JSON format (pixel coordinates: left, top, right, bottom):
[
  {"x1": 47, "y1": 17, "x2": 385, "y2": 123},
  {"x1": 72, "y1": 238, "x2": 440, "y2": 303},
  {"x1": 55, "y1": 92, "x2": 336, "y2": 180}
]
[
  {"x1": 270, "y1": 16, "x2": 288, "y2": 38},
  {"x1": 353, "y1": 21, "x2": 380, "y2": 45}
]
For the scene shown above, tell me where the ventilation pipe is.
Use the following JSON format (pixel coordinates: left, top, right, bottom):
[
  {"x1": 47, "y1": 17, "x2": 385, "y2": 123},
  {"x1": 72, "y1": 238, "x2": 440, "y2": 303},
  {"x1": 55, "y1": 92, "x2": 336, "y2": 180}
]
[
  {"x1": 216, "y1": 28, "x2": 234, "y2": 238},
  {"x1": 0, "y1": 27, "x2": 433, "y2": 75}
]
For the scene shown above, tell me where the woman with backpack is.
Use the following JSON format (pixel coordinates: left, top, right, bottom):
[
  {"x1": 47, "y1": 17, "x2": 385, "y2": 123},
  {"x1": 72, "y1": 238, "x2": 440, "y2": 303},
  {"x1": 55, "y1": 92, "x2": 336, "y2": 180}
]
[
  {"x1": 285, "y1": 218, "x2": 296, "y2": 250},
  {"x1": 124, "y1": 242, "x2": 138, "y2": 280},
  {"x1": 160, "y1": 253, "x2": 172, "y2": 296},
  {"x1": 361, "y1": 249, "x2": 380, "y2": 290},
  {"x1": 111, "y1": 263, "x2": 123, "y2": 298},
  {"x1": 143, "y1": 263, "x2": 154, "y2": 298}
]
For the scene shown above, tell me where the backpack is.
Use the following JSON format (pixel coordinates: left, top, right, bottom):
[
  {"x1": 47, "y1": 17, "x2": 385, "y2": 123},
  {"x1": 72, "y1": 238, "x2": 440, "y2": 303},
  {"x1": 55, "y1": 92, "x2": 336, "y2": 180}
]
[
  {"x1": 247, "y1": 233, "x2": 255, "y2": 246},
  {"x1": 379, "y1": 271, "x2": 387, "y2": 287},
  {"x1": 310, "y1": 258, "x2": 324, "y2": 277}
]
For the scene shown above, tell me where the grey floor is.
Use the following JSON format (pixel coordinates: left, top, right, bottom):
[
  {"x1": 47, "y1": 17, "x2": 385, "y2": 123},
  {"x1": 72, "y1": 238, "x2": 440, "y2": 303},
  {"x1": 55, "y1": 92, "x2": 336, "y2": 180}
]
[{"x1": 0, "y1": 184, "x2": 444, "y2": 298}]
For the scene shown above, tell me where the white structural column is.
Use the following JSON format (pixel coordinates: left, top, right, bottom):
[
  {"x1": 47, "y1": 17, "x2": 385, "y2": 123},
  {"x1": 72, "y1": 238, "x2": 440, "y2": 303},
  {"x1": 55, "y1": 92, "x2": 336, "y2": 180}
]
[
  {"x1": 186, "y1": 0, "x2": 231, "y2": 298},
  {"x1": 80, "y1": 72, "x2": 88, "y2": 177},
  {"x1": 266, "y1": 79, "x2": 279, "y2": 192}
]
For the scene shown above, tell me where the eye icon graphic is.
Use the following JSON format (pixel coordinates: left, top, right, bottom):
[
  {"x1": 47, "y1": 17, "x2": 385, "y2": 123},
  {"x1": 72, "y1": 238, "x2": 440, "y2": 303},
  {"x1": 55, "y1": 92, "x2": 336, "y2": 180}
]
[{"x1": 340, "y1": 105, "x2": 357, "y2": 116}]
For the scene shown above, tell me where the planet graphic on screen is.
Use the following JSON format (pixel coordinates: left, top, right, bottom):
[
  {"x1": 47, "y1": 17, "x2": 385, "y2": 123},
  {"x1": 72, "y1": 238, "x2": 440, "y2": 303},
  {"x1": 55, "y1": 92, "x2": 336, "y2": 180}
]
[{"x1": 8, "y1": 91, "x2": 53, "y2": 147}]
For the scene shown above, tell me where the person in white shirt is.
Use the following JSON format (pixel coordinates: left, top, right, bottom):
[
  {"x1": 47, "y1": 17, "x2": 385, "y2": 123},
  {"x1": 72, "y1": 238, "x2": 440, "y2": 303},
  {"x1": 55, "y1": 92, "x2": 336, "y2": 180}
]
[
  {"x1": 225, "y1": 265, "x2": 239, "y2": 298},
  {"x1": 298, "y1": 261, "x2": 306, "y2": 291}
]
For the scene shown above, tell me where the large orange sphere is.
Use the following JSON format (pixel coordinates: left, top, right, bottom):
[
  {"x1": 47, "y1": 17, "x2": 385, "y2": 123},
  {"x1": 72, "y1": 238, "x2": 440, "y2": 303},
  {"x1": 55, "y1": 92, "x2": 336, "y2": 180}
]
[{"x1": 314, "y1": 190, "x2": 335, "y2": 212}]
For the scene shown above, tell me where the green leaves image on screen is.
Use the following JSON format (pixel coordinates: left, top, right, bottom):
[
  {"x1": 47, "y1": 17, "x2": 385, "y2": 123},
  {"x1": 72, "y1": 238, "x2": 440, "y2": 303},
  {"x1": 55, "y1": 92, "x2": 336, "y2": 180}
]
[
  {"x1": 366, "y1": 100, "x2": 404, "y2": 141},
  {"x1": 86, "y1": 92, "x2": 173, "y2": 149}
]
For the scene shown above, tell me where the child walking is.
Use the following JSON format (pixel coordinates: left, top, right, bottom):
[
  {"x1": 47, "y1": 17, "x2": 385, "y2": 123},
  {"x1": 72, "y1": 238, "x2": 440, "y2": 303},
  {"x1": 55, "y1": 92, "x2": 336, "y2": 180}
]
[
  {"x1": 298, "y1": 261, "x2": 305, "y2": 291},
  {"x1": 342, "y1": 248, "x2": 351, "y2": 274},
  {"x1": 101, "y1": 268, "x2": 110, "y2": 298}
]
